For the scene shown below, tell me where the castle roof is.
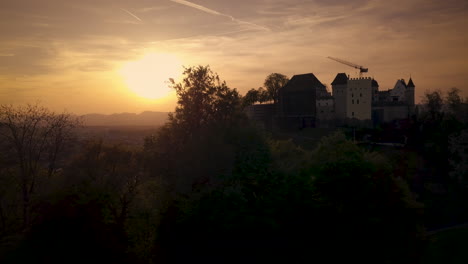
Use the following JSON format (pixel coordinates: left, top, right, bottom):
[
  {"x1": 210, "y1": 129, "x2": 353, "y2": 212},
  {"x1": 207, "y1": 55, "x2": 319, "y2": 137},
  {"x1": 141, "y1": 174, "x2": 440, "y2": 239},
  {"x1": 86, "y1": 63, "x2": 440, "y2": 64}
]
[
  {"x1": 281, "y1": 73, "x2": 325, "y2": 92},
  {"x1": 372, "y1": 79, "x2": 379, "y2": 87},
  {"x1": 400, "y1": 79, "x2": 407, "y2": 87},
  {"x1": 407, "y1": 78, "x2": 415, "y2": 87},
  {"x1": 331, "y1": 73, "x2": 348, "y2": 85}
]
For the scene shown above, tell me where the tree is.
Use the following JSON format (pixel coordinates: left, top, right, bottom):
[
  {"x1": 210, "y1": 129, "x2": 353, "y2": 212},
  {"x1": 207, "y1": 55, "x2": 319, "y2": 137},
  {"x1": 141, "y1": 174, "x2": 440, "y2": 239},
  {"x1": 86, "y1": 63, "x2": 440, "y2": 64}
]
[
  {"x1": 446, "y1": 87, "x2": 462, "y2": 112},
  {"x1": 65, "y1": 140, "x2": 142, "y2": 228},
  {"x1": 449, "y1": 129, "x2": 468, "y2": 189},
  {"x1": 144, "y1": 66, "x2": 246, "y2": 193},
  {"x1": 242, "y1": 88, "x2": 259, "y2": 107},
  {"x1": 445, "y1": 87, "x2": 468, "y2": 122},
  {"x1": 263, "y1": 73, "x2": 289, "y2": 104},
  {"x1": 422, "y1": 90, "x2": 444, "y2": 121},
  {"x1": 0, "y1": 104, "x2": 80, "y2": 228},
  {"x1": 257, "y1": 87, "x2": 270, "y2": 103},
  {"x1": 169, "y1": 65, "x2": 242, "y2": 136},
  {"x1": 309, "y1": 131, "x2": 424, "y2": 263}
]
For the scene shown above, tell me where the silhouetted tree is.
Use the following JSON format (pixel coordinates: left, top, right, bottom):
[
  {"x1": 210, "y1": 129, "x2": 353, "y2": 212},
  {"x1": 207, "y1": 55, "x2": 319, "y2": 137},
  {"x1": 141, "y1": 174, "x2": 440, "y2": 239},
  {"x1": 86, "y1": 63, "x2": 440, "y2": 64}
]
[
  {"x1": 264, "y1": 73, "x2": 289, "y2": 104},
  {"x1": 168, "y1": 65, "x2": 242, "y2": 137},
  {"x1": 445, "y1": 87, "x2": 468, "y2": 123},
  {"x1": 66, "y1": 140, "x2": 141, "y2": 228},
  {"x1": 0, "y1": 104, "x2": 79, "y2": 228},
  {"x1": 257, "y1": 87, "x2": 270, "y2": 103},
  {"x1": 446, "y1": 88, "x2": 462, "y2": 113},
  {"x1": 242, "y1": 88, "x2": 260, "y2": 107},
  {"x1": 449, "y1": 129, "x2": 468, "y2": 188},
  {"x1": 422, "y1": 90, "x2": 444, "y2": 121}
]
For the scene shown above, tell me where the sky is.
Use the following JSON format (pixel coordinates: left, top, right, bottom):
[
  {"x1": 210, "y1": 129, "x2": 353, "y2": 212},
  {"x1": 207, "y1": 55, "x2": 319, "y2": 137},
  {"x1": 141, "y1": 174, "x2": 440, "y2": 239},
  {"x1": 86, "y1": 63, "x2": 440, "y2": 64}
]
[{"x1": 1, "y1": 0, "x2": 467, "y2": 114}]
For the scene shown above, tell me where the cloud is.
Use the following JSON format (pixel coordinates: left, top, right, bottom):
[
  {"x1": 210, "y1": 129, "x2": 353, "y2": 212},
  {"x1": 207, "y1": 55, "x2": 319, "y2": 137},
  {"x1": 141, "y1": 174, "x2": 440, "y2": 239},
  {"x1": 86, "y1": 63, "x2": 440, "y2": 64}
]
[
  {"x1": 170, "y1": 0, "x2": 270, "y2": 31},
  {"x1": 120, "y1": 8, "x2": 143, "y2": 22}
]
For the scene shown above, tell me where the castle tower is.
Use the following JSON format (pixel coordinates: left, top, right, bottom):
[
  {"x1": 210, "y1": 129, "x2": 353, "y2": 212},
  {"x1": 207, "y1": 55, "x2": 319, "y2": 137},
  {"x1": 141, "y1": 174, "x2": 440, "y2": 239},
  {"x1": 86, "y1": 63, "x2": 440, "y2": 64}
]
[
  {"x1": 347, "y1": 77, "x2": 372, "y2": 120},
  {"x1": 406, "y1": 77, "x2": 415, "y2": 106},
  {"x1": 331, "y1": 73, "x2": 348, "y2": 120}
]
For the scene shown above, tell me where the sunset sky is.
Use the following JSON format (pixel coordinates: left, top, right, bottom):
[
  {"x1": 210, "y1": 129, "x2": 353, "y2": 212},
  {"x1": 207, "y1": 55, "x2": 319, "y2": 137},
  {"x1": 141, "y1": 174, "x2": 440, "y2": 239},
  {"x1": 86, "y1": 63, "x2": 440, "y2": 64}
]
[{"x1": 1, "y1": 0, "x2": 467, "y2": 114}]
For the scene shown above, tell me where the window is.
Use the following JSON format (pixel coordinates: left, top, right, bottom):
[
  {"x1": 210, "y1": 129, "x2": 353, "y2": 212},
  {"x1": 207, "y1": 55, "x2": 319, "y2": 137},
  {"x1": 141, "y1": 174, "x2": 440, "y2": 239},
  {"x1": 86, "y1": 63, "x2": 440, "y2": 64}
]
[
  {"x1": 352, "y1": 93, "x2": 354, "y2": 97},
  {"x1": 357, "y1": 99, "x2": 359, "y2": 104},
  {"x1": 360, "y1": 93, "x2": 362, "y2": 97},
  {"x1": 352, "y1": 99, "x2": 354, "y2": 104},
  {"x1": 352, "y1": 112, "x2": 354, "y2": 116}
]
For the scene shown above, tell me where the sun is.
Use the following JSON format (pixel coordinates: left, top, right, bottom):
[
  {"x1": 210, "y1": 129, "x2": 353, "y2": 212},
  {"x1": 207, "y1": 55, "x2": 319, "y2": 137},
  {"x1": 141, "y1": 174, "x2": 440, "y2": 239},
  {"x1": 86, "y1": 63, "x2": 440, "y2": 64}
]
[{"x1": 120, "y1": 53, "x2": 182, "y2": 99}]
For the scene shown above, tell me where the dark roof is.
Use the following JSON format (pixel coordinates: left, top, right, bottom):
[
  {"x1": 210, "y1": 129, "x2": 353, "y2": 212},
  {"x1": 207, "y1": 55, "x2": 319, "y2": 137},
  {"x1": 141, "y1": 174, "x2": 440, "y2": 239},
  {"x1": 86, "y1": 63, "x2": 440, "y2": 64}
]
[
  {"x1": 372, "y1": 79, "x2": 379, "y2": 87},
  {"x1": 281, "y1": 73, "x2": 325, "y2": 92},
  {"x1": 331, "y1": 73, "x2": 348, "y2": 85},
  {"x1": 400, "y1": 79, "x2": 407, "y2": 87},
  {"x1": 407, "y1": 78, "x2": 415, "y2": 87}
]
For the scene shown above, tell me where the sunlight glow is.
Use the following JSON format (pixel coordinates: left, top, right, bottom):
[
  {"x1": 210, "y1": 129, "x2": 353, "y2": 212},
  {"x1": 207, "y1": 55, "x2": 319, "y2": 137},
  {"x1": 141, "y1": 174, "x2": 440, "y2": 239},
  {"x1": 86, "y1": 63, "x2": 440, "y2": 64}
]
[{"x1": 120, "y1": 53, "x2": 182, "y2": 99}]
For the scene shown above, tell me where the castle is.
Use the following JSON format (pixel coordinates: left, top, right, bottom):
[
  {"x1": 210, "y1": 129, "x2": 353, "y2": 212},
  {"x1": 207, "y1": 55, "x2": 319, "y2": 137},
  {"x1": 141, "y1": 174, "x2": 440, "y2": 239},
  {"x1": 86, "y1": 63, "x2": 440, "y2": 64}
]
[{"x1": 246, "y1": 72, "x2": 416, "y2": 129}]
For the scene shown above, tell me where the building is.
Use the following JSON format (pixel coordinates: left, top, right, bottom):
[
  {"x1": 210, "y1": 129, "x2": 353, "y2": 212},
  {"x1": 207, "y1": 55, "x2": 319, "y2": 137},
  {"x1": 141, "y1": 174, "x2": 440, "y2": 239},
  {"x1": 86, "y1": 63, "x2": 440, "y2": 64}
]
[
  {"x1": 316, "y1": 94, "x2": 335, "y2": 128},
  {"x1": 245, "y1": 103, "x2": 275, "y2": 129},
  {"x1": 331, "y1": 73, "x2": 348, "y2": 120},
  {"x1": 277, "y1": 73, "x2": 328, "y2": 129},
  {"x1": 372, "y1": 78, "x2": 416, "y2": 124},
  {"x1": 346, "y1": 77, "x2": 373, "y2": 120},
  {"x1": 245, "y1": 71, "x2": 416, "y2": 129}
]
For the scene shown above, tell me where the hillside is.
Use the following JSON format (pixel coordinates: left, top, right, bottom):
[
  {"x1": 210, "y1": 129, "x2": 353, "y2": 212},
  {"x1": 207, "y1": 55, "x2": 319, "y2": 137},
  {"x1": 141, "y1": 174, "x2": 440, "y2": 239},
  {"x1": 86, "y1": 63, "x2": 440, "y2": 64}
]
[{"x1": 81, "y1": 111, "x2": 169, "y2": 127}]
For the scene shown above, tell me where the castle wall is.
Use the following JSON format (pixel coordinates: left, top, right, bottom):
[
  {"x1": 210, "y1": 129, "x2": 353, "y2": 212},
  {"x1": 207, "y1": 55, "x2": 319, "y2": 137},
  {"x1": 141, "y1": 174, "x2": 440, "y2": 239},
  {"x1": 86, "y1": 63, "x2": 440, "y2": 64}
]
[
  {"x1": 372, "y1": 104, "x2": 410, "y2": 123},
  {"x1": 317, "y1": 97, "x2": 335, "y2": 128}
]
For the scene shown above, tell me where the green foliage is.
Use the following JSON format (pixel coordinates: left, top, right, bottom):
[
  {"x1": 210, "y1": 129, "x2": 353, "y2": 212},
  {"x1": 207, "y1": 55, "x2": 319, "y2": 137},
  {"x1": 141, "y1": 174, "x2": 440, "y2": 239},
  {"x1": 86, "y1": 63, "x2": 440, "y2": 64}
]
[
  {"x1": 269, "y1": 138, "x2": 310, "y2": 175},
  {"x1": 156, "y1": 130, "x2": 425, "y2": 263},
  {"x1": 309, "y1": 131, "x2": 425, "y2": 263}
]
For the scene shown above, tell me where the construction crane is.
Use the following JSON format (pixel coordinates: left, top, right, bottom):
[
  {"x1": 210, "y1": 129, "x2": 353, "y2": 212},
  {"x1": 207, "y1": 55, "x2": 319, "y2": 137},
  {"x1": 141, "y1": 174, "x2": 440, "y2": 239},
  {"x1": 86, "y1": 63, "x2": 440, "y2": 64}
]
[{"x1": 327, "y1": 56, "x2": 368, "y2": 77}]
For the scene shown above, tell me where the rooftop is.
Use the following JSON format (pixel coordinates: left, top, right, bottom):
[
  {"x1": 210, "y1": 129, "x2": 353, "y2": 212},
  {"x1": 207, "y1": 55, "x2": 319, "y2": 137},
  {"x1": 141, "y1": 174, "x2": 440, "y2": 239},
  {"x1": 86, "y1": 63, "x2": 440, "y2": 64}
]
[
  {"x1": 331, "y1": 73, "x2": 348, "y2": 85},
  {"x1": 281, "y1": 73, "x2": 325, "y2": 92}
]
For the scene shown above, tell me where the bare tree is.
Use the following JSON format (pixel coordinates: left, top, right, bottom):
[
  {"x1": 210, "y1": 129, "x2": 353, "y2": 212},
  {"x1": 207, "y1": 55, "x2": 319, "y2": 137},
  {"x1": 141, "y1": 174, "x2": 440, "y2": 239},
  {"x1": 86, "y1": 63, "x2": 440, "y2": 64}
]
[{"x1": 0, "y1": 104, "x2": 80, "y2": 228}]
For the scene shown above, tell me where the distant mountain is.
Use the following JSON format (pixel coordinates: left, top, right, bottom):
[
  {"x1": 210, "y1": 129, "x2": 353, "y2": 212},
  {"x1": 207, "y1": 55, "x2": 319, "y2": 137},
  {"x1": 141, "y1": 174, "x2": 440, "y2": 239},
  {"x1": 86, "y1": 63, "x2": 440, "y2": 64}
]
[{"x1": 81, "y1": 111, "x2": 169, "y2": 126}]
